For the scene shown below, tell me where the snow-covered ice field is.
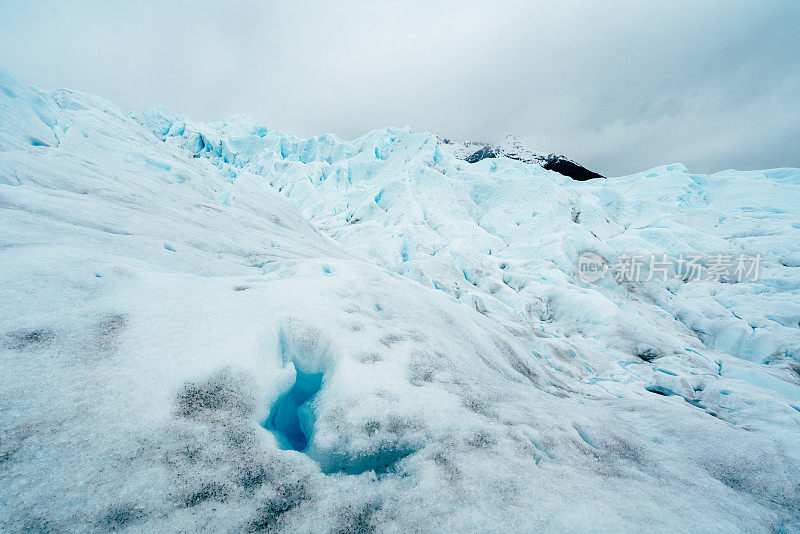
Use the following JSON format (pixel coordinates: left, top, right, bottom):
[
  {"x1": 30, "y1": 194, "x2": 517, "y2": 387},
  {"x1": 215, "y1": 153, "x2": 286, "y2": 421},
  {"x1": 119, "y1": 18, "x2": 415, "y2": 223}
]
[{"x1": 1, "y1": 69, "x2": 799, "y2": 532}]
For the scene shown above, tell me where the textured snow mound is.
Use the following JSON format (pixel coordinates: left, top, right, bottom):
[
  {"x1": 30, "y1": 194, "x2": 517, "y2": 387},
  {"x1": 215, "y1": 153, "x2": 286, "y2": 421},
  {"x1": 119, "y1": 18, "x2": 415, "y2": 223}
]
[{"x1": 1, "y1": 70, "x2": 800, "y2": 532}]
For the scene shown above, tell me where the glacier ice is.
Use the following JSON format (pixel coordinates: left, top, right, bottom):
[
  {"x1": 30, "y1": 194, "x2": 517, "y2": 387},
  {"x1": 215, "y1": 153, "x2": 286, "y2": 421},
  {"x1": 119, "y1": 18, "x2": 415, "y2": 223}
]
[{"x1": 1, "y1": 68, "x2": 799, "y2": 532}]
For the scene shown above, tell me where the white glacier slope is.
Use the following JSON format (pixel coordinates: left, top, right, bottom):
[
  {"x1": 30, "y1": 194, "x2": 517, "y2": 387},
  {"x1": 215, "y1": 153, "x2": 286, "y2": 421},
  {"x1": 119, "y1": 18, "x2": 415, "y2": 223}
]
[{"x1": 1, "y1": 69, "x2": 800, "y2": 533}]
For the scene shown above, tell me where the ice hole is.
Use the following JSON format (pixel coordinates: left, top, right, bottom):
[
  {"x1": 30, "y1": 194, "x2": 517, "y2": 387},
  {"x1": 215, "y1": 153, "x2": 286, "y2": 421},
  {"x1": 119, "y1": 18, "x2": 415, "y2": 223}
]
[{"x1": 264, "y1": 366, "x2": 323, "y2": 452}]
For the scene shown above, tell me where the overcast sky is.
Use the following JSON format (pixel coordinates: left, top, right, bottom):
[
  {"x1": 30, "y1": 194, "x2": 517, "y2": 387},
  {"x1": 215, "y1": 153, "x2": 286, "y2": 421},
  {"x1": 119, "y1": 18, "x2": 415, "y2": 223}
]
[{"x1": 1, "y1": 1, "x2": 798, "y2": 176}]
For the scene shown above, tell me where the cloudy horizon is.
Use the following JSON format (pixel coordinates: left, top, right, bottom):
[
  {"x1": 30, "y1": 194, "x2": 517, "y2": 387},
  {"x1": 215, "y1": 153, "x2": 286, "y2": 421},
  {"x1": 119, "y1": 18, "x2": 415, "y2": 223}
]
[{"x1": 1, "y1": 0, "x2": 798, "y2": 176}]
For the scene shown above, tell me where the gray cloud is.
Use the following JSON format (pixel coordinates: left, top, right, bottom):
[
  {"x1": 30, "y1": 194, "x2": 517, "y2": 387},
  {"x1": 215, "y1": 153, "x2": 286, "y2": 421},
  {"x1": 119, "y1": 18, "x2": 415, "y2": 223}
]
[{"x1": 1, "y1": 0, "x2": 798, "y2": 175}]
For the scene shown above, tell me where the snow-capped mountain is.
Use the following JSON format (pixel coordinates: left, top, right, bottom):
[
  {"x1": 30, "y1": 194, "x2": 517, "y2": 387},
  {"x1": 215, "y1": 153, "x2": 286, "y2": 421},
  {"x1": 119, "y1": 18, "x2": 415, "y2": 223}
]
[
  {"x1": 437, "y1": 134, "x2": 604, "y2": 181},
  {"x1": 1, "y1": 69, "x2": 799, "y2": 533}
]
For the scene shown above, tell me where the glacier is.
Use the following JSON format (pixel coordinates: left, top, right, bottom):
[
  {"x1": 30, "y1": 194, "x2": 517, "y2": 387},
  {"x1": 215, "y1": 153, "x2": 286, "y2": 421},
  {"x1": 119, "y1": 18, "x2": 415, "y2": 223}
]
[{"x1": 1, "y1": 68, "x2": 799, "y2": 532}]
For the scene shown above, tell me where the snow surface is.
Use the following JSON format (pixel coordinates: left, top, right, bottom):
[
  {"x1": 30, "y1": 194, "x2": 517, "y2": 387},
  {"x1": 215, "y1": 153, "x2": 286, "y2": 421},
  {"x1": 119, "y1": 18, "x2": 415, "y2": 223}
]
[{"x1": 1, "y1": 69, "x2": 800, "y2": 532}]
